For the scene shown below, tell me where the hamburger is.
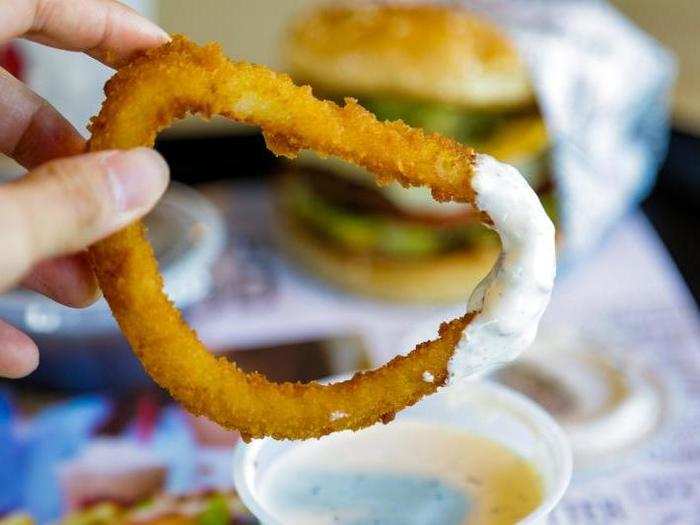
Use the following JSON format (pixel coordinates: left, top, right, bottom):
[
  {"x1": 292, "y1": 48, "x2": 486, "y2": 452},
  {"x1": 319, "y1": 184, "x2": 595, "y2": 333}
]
[{"x1": 276, "y1": 3, "x2": 556, "y2": 303}]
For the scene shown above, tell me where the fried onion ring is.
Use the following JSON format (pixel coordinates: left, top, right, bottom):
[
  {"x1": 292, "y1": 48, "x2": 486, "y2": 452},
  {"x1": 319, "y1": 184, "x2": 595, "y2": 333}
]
[{"x1": 87, "y1": 36, "x2": 551, "y2": 441}]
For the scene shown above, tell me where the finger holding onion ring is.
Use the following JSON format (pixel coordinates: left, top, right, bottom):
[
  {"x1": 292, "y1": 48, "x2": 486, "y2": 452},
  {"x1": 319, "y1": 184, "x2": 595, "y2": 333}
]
[{"x1": 87, "y1": 36, "x2": 555, "y2": 441}]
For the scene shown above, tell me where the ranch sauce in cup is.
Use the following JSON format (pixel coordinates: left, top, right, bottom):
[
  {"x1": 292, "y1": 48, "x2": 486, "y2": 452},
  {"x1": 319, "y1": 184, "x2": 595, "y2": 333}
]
[{"x1": 255, "y1": 420, "x2": 542, "y2": 525}]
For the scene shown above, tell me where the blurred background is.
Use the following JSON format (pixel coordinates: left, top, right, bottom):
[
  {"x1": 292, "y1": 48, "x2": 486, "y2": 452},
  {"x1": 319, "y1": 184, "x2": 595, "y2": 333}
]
[{"x1": 0, "y1": 1, "x2": 698, "y2": 523}]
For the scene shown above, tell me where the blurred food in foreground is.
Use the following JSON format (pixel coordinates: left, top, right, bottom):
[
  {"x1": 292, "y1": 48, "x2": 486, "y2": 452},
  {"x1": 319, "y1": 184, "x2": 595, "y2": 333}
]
[
  {"x1": 1, "y1": 490, "x2": 255, "y2": 525},
  {"x1": 58, "y1": 440, "x2": 168, "y2": 512},
  {"x1": 275, "y1": 3, "x2": 555, "y2": 303}
]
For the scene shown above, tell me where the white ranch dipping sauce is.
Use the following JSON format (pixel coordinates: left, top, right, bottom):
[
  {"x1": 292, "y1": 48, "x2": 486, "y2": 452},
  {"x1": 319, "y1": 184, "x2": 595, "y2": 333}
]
[
  {"x1": 448, "y1": 154, "x2": 556, "y2": 382},
  {"x1": 256, "y1": 421, "x2": 543, "y2": 525}
]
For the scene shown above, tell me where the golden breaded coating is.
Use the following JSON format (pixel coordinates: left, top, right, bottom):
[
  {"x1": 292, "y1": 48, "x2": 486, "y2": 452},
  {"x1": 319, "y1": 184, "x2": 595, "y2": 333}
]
[{"x1": 88, "y1": 36, "x2": 479, "y2": 440}]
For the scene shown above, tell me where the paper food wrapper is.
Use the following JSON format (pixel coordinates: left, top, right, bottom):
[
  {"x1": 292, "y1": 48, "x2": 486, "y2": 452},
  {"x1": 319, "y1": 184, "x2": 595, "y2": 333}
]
[{"x1": 466, "y1": 0, "x2": 675, "y2": 260}]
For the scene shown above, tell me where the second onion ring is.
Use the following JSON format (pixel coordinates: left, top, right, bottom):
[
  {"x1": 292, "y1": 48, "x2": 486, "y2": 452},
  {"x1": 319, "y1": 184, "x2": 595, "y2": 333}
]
[{"x1": 89, "y1": 36, "x2": 519, "y2": 441}]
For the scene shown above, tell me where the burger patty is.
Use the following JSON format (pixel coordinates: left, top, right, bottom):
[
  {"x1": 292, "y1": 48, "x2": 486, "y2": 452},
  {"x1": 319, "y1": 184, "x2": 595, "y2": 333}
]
[
  {"x1": 284, "y1": 172, "x2": 484, "y2": 259},
  {"x1": 282, "y1": 168, "x2": 557, "y2": 260}
]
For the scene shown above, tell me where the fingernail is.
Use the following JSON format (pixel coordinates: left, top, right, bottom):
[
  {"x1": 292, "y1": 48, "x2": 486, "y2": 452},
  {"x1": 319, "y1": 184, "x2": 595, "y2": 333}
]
[
  {"x1": 122, "y1": 3, "x2": 170, "y2": 42},
  {"x1": 104, "y1": 148, "x2": 169, "y2": 215},
  {"x1": 136, "y1": 20, "x2": 170, "y2": 43}
]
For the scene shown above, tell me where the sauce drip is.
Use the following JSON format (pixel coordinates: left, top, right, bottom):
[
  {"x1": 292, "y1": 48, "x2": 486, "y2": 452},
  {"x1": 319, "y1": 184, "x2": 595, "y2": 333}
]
[{"x1": 449, "y1": 154, "x2": 556, "y2": 382}]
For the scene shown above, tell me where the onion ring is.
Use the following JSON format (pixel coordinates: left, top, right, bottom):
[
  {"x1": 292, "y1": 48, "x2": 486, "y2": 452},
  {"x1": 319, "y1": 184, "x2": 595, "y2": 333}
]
[{"x1": 88, "y1": 36, "x2": 552, "y2": 441}]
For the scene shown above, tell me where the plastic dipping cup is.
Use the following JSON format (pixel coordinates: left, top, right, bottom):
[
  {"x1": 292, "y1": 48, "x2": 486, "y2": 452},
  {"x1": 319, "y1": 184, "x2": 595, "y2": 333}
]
[{"x1": 233, "y1": 380, "x2": 572, "y2": 525}]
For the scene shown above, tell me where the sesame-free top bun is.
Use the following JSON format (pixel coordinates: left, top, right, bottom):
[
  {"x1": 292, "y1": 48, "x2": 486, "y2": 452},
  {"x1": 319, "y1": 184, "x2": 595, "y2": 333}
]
[{"x1": 284, "y1": 3, "x2": 534, "y2": 109}]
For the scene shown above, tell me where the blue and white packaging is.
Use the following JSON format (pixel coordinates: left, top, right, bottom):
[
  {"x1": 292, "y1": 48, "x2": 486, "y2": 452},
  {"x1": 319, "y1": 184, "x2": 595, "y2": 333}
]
[{"x1": 465, "y1": 0, "x2": 676, "y2": 259}]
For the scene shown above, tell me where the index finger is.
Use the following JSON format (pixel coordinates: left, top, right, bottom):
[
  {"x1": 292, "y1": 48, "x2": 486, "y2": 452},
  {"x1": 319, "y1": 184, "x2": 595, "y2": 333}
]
[{"x1": 1, "y1": 0, "x2": 169, "y2": 68}]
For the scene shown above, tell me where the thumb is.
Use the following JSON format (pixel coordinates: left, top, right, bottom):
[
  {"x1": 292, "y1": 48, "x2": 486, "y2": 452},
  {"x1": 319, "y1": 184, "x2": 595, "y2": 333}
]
[{"x1": 0, "y1": 148, "x2": 169, "y2": 291}]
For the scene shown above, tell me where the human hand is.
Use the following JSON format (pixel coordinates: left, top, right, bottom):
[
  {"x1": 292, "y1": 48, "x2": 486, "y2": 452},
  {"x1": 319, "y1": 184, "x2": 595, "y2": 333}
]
[{"x1": 0, "y1": 0, "x2": 171, "y2": 378}]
